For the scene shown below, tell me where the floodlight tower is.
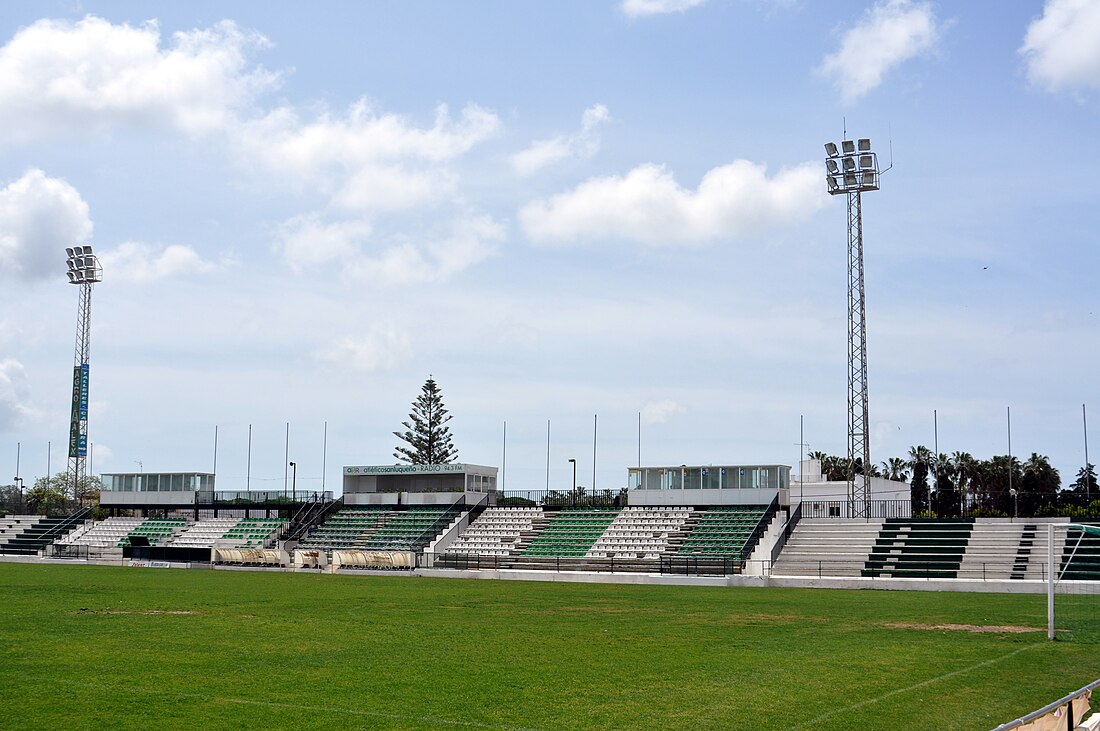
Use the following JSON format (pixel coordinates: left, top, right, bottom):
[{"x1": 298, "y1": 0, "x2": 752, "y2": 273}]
[
  {"x1": 824, "y1": 138, "x2": 882, "y2": 519},
  {"x1": 65, "y1": 245, "x2": 103, "y2": 504}
]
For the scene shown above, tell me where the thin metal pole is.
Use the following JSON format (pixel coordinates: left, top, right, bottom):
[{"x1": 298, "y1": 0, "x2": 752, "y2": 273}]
[
  {"x1": 284, "y1": 422, "x2": 289, "y2": 498},
  {"x1": 799, "y1": 415, "x2": 804, "y2": 505},
  {"x1": 501, "y1": 421, "x2": 507, "y2": 492},
  {"x1": 1084, "y1": 404, "x2": 1090, "y2": 503},
  {"x1": 545, "y1": 419, "x2": 550, "y2": 492},
  {"x1": 637, "y1": 411, "x2": 641, "y2": 468},
  {"x1": 933, "y1": 409, "x2": 938, "y2": 514},
  {"x1": 246, "y1": 424, "x2": 252, "y2": 493},
  {"x1": 47, "y1": 440, "x2": 51, "y2": 480},
  {"x1": 592, "y1": 414, "x2": 597, "y2": 491},
  {"x1": 213, "y1": 425, "x2": 218, "y2": 477},
  {"x1": 322, "y1": 420, "x2": 328, "y2": 493},
  {"x1": 1008, "y1": 406, "x2": 1013, "y2": 518},
  {"x1": 15, "y1": 441, "x2": 19, "y2": 481}
]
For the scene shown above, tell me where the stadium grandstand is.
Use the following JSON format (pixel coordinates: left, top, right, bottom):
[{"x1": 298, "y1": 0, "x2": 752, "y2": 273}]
[{"x1": 2, "y1": 458, "x2": 1096, "y2": 596}]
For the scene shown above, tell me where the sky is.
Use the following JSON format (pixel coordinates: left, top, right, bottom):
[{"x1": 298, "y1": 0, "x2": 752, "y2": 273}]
[{"x1": 1, "y1": 0, "x2": 1098, "y2": 497}]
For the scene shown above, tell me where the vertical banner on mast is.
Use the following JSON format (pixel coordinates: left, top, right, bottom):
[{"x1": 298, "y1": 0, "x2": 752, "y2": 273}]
[
  {"x1": 78, "y1": 364, "x2": 89, "y2": 456},
  {"x1": 68, "y1": 366, "x2": 82, "y2": 458}
]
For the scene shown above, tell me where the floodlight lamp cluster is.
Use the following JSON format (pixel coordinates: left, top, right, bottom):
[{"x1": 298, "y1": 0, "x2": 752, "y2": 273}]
[
  {"x1": 65, "y1": 245, "x2": 102, "y2": 284},
  {"x1": 824, "y1": 138, "x2": 879, "y2": 195}
]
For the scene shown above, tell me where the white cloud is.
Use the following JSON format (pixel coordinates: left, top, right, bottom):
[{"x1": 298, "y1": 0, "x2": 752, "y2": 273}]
[
  {"x1": 319, "y1": 326, "x2": 412, "y2": 372},
  {"x1": 641, "y1": 399, "x2": 687, "y2": 425},
  {"x1": 239, "y1": 100, "x2": 500, "y2": 212},
  {"x1": 96, "y1": 242, "x2": 220, "y2": 282},
  {"x1": 622, "y1": 0, "x2": 707, "y2": 18},
  {"x1": 347, "y1": 215, "x2": 505, "y2": 285},
  {"x1": 1020, "y1": 0, "x2": 1100, "y2": 93},
  {"x1": 0, "y1": 169, "x2": 92, "y2": 281},
  {"x1": 277, "y1": 216, "x2": 372, "y2": 271},
  {"x1": 279, "y1": 214, "x2": 504, "y2": 286},
  {"x1": 818, "y1": 0, "x2": 939, "y2": 104},
  {"x1": 0, "y1": 358, "x2": 35, "y2": 432},
  {"x1": 0, "y1": 16, "x2": 277, "y2": 139},
  {"x1": 519, "y1": 160, "x2": 825, "y2": 246},
  {"x1": 510, "y1": 104, "x2": 611, "y2": 176}
]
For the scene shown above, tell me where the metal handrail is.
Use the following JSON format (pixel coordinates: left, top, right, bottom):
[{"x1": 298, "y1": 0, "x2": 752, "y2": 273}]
[
  {"x1": 991, "y1": 677, "x2": 1099, "y2": 730},
  {"x1": 771, "y1": 502, "x2": 803, "y2": 565},
  {"x1": 37, "y1": 506, "x2": 93, "y2": 545},
  {"x1": 740, "y1": 495, "x2": 780, "y2": 561}
]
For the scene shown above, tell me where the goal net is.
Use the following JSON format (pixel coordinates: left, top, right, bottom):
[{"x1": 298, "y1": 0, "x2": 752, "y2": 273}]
[{"x1": 1047, "y1": 523, "x2": 1100, "y2": 643}]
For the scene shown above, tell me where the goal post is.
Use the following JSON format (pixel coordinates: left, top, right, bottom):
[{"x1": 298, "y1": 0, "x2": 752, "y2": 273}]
[{"x1": 1048, "y1": 523, "x2": 1100, "y2": 642}]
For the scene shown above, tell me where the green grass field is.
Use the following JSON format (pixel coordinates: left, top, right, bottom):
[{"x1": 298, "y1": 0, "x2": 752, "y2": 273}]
[{"x1": 1, "y1": 563, "x2": 1097, "y2": 730}]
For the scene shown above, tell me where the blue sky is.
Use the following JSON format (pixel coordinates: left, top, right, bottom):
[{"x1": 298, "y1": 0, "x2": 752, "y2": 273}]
[{"x1": 0, "y1": 0, "x2": 1098, "y2": 496}]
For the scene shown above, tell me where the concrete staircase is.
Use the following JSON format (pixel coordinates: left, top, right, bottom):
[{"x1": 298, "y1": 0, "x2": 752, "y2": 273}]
[
  {"x1": 771, "y1": 518, "x2": 883, "y2": 577},
  {"x1": 958, "y1": 521, "x2": 1064, "y2": 580}
]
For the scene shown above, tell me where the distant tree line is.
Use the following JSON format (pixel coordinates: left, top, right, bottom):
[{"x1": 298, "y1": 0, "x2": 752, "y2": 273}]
[
  {"x1": 0, "y1": 472, "x2": 103, "y2": 517},
  {"x1": 808, "y1": 448, "x2": 1099, "y2": 518}
]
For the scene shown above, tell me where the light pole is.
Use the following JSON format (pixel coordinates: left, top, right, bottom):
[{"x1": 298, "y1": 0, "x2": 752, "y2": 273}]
[
  {"x1": 14, "y1": 476, "x2": 24, "y2": 512},
  {"x1": 824, "y1": 137, "x2": 883, "y2": 520},
  {"x1": 65, "y1": 245, "x2": 102, "y2": 504},
  {"x1": 568, "y1": 458, "x2": 576, "y2": 502},
  {"x1": 289, "y1": 461, "x2": 297, "y2": 500}
]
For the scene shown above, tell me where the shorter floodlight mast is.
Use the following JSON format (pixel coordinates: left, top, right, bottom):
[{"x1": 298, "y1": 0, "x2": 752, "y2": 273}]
[{"x1": 65, "y1": 245, "x2": 103, "y2": 504}]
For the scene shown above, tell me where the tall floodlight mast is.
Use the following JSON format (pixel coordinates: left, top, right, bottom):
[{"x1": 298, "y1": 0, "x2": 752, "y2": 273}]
[
  {"x1": 65, "y1": 245, "x2": 103, "y2": 504},
  {"x1": 824, "y1": 138, "x2": 882, "y2": 519}
]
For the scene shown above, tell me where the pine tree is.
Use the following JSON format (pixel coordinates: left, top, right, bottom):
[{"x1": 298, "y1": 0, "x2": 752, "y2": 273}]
[{"x1": 393, "y1": 376, "x2": 458, "y2": 465}]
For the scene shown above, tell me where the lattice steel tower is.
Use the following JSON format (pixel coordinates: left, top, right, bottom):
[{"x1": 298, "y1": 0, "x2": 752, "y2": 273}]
[
  {"x1": 65, "y1": 245, "x2": 102, "y2": 503},
  {"x1": 824, "y1": 138, "x2": 882, "y2": 518}
]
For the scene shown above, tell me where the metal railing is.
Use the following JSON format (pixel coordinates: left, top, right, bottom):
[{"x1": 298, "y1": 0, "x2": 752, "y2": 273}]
[
  {"x1": 285, "y1": 496, "x2": 341, "y2": 541},
  {"x1": 773, "y1": 559, "x2": 1055, "y2": 582},
  {"x1": 739, "y1": 496, "x2": 780, "y2": 561},
  {"x1": 37, "y1": 506, "x2": 93, "y2": 546},
  {"x1": 46, "y1": 543, "x2": 90, "y2": 560},
  {"x1": 991, "y1": 677, "x2": 1099, "y2": 730},
  {"x1": 771, "y1": 502, "x2": 803, "y2": 565},
  {"x1": 438, "y1": 553, "x2": 667, "y2": 574},
  {"x1": 800, "y1": 500, "x2": 912, "y2": 519},
  {"x1": 196, "y1": 490, "x2": 334, "y2": 505},
  {"x1": 495, "y1": 489, "x2": 627, "y2": 508}
]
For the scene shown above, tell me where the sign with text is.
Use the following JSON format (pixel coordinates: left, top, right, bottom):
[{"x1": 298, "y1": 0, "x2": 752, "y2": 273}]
[
  {"x1": 68, "y1": 366, "x2": 81, "y2": 458},
  {"x1": 344, "y1": 464, "x2": 466, "y2": 476}
]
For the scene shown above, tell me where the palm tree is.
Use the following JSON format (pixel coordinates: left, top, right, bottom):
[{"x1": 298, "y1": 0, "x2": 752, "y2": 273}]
[
  {"x1": 882, "y1": 457, "x2": 910, "y2": 483},
  {"x1": 907, "y1": 445, "x2": 932, "y2": 514},
  {"x1": 1020, "y1": 453, "x2": 1060, "y2": 516},
  {"x1": 950, "y1": 451, "x2": 976, "y2": 514}
]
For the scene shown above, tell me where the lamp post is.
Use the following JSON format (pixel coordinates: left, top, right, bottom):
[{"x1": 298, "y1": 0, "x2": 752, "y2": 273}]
[
  {"x1": 568, "y1": 458, "x2": 576, "y2": 504},
  {"x1": 824, "y1": 137, "x2": 883, "y2": 520},
  {"x1": 289, "y1": 461, "x2": 297, "y2": 501}
]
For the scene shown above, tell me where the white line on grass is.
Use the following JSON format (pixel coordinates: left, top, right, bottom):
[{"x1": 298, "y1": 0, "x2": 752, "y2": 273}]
[
  {"x1": 54, "y1": 678, "x2": 543, "y2": 731},
  {"x1": 788, "y1": 643, "x2": 1046, "y2": 730}
]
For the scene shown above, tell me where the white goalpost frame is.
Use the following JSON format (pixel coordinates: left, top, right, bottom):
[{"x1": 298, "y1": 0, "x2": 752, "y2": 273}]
[
  {"x1": 1048, "y1": 523, "x2": 1054, "y2": 641},
  {"x1": 1048, "y1": 522, "x2": 1099, "y2": 641}
]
